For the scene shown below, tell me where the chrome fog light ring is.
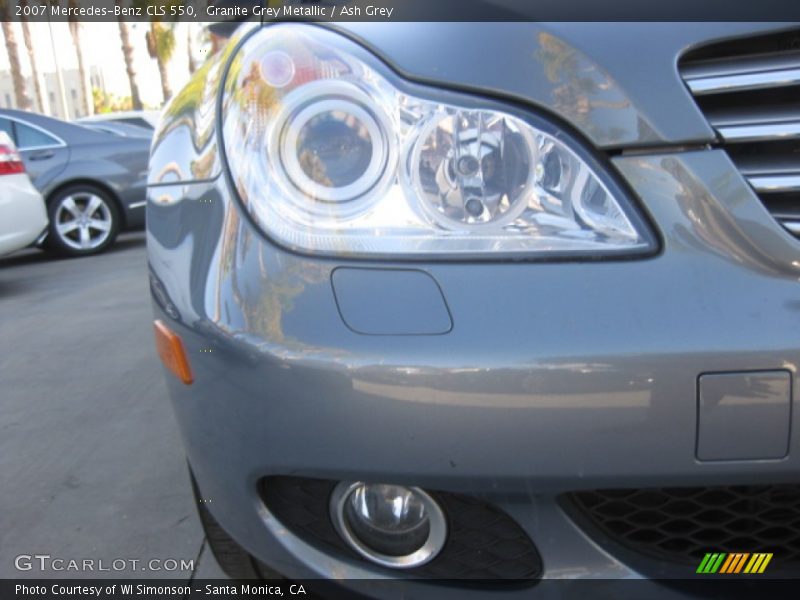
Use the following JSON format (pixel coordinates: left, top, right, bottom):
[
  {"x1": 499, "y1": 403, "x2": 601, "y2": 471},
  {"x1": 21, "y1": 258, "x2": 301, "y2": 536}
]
[{"x1": 330, "y1": 481, "x2": 447, "y2": 569}]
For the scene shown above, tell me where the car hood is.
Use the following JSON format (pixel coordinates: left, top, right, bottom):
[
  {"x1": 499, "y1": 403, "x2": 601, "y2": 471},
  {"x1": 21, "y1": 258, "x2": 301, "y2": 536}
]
[{"x1": 332, "y1": 22, "x2": 797, "y2": 148}]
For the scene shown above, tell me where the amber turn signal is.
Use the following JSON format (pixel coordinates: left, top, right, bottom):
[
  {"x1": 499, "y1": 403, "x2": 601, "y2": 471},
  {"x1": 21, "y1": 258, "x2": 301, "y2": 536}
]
[{"x1": 153, "y1": 320, "x2": 194, "y2": 385}]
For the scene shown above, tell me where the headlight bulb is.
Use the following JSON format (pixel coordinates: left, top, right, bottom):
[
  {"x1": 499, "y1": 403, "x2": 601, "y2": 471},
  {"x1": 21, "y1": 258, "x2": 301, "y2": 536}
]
[{"x1": 412, "y1": 111, "x2": 534, "y2": 228}]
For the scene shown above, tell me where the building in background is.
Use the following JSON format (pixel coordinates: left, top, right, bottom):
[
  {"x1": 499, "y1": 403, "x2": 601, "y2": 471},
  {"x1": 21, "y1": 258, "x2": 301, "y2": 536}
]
[
  {"x1": 1, "y1": 22, "x2": 209, "y2": 120},
  {"x1": 0, "y1": 66, "x2": 104, "y2": 120}
]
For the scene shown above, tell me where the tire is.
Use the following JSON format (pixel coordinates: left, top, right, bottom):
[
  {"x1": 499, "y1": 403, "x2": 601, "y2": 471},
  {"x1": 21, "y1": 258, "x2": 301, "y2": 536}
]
[
  {"x1": 189, "y1": 467, "x2": 284, "y2": 580},
  {"x1": 44, "y1": 184, "x2": 120, "y2": 256}
]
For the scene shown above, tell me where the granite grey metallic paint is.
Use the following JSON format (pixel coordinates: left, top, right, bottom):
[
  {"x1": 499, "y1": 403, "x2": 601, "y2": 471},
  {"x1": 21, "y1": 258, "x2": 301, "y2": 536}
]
[{"x1": 147, "y1": 21, "x2": 799, "y2": 590}]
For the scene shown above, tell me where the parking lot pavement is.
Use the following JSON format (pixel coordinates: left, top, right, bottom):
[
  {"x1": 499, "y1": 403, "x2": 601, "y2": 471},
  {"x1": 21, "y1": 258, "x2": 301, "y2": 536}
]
[{"x1": 0, "y1": 234, "x2": 226, "y2": 580}]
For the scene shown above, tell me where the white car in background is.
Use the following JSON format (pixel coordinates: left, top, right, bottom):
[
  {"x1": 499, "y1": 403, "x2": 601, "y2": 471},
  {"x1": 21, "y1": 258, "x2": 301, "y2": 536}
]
[{"x1": 0, "y1": 132, "x2": 48, "y2": 257}]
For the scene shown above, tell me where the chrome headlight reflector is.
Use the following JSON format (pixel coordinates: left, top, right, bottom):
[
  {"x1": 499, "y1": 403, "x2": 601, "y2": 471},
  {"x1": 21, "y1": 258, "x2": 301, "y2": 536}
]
[{"x1": 221, "y1": 24, "x2": 655, "y2": 259}]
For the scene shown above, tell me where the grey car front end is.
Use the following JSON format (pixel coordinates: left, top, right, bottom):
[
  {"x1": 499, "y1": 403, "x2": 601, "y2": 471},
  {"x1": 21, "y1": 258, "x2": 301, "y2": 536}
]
[{"x1": 147, "y1": 22, "x2": 800, "y2": 595}]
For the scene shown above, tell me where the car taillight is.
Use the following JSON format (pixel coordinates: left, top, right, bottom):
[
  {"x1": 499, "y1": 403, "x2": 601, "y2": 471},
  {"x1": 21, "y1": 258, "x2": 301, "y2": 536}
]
[{"x1": 0, "y1": 144, "x2": 25, "y2": 175}]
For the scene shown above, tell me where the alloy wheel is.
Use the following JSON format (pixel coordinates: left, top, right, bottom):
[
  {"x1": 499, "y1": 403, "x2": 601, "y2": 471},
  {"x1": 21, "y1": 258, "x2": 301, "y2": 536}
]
[{"x1": 54, "y1": 193, "x2": 114, "y2": 251}]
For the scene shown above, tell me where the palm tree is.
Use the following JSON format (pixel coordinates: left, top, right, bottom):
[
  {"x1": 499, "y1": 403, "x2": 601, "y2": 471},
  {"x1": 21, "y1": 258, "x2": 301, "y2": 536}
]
[
  {"x1": 187, "y1": 24, "x2": 197, "y2": 75},
  {"x1": 68, "y1": 0, "x2": 92, "y2": 116},
  {"x1": 146, "y1": 21, "x2": 176, "y2": 104},
  {"x1": 19, "y1": 0, "x2": 46, "y2": 113},
  {"x1": 0, "y1": 16, "x2": 32, "y2": 109},
  {"x1": 115, "y1": 0, "x2": 143, "y2": 110}
]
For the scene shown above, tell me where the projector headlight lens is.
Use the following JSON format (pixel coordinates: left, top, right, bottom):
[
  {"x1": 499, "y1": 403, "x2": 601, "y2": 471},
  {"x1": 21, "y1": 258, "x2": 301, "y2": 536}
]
[
  {"x1": 331, "y1": 482, "x2": 446, "y2": 568},
  {"x1": 270, "y1": 81, "x2": 395, "y2": 216},
  {"x1": 293, "y1": 104, "x2": 375, "y2": 191},
  {"x1": 221, "y1": 24, "x2": 655, "y2": 258}
]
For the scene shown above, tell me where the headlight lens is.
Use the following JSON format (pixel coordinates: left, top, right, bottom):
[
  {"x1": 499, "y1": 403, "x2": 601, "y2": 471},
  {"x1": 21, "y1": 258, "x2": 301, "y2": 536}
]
[
  {"x1": 221, "y1": 24, "x2": 655, "y2": 258},
  {"x1": 269, "y1": 80, "x2": 396, "y2": 217}
]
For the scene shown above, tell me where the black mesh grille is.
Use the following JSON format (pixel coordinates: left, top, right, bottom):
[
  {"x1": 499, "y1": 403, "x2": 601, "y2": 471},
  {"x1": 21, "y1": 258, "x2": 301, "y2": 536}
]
[
  {"x1": 566, "y1": 485, "x2": 800, "y2": 573},
  {"x1": 260, "y1": 476, "x2": 542, "y2": 582}
]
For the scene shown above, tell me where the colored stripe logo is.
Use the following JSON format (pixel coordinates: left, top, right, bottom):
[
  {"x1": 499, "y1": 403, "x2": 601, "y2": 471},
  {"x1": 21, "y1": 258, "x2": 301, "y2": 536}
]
[{"x1": 696, "y1": 552, "x2": 773, "y2": 574}]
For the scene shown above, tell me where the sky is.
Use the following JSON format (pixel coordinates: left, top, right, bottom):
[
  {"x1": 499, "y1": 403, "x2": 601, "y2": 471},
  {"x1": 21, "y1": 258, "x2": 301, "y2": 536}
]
[{"x1": 0, "y1": 21, "x2": 211, "y2": 109}]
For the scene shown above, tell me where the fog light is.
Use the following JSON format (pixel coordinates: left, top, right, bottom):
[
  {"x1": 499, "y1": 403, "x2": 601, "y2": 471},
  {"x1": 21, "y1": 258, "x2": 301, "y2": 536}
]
[{"x1": 330, "y1": 482, "x2": 447, "y2": 568}]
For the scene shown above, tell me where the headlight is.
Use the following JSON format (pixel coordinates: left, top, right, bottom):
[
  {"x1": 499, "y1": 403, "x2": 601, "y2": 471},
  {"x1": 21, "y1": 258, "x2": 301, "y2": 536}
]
[{"x1": 221, "y1": 24, "x2": 655, "y2": 259}]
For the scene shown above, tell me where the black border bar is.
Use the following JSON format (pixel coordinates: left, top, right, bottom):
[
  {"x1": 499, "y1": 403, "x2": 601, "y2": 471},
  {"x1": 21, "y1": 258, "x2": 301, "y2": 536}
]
[{"x1": 2, "y1": 0, "x2": 800, "y2": 23}]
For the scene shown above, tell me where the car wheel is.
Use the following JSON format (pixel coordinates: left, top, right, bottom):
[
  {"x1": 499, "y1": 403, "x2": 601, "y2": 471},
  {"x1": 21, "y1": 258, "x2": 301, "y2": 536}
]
[
  {"x1": 44, "y1": 185, "x2": 120, "y2": 256},
  {"x1": 190, "y1": 467, "x2": 284, "y2": 580}
]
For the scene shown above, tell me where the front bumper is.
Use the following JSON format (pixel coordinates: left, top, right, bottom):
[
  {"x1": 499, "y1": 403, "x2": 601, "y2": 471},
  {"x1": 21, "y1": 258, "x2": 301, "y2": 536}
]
[{"x1": 147, "y1": 147, "x2": 799, "y2": 593}]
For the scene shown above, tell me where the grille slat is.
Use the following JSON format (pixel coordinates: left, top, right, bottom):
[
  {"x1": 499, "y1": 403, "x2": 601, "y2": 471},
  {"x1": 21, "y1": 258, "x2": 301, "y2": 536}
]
[
  {"x1": 782, "y1": 220, "x2": 800, "y2": 234},
  {"x1": 733, "y1": 151, "x2": 800, "y2": 176},
  {"x1": 760, "y1": 195, "x2": 800, "y2": 222},
  {"x1": 686, "y1": 65, "x2": 800, "y2": 95},
  {"x1": 716, "y1": 121, "x2": 800, "y2": 143},
  {"x1": 747, "y1": 173, "x2": 800, "y2": 193},
  {"x1": 683, "y1": 52, "x2": 800, "y2": 95},
  {"x1": 705, "y1": 103, "x2": 800, "y2": 128},
  {"x1": 680, "y1": 30, "x2": 800, "y2": 239}
]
